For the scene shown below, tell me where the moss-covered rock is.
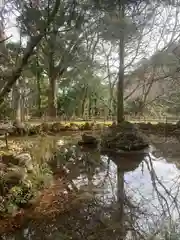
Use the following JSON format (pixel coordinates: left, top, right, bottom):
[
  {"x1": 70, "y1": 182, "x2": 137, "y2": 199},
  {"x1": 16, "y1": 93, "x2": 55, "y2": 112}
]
[
  {"x1": 51, "y1": 122, "x2": 64, "y2": 132},
  {"x1": 78, "y1": 133, "x2": 98, "y2": 147},
  {"x1": 0, "y1": 150, "x2": 53, "y2": 217},
  {"x1": 0, "y1": 123, "x2": 16, "y2": 137},
  {"x1": 4, "y1": 166, "x2": 27, "y2": 189},
  {"x1": 69, "y1": 123, "x2": 79, "y2": 131},
  {"x1": 14, "y1": 153, "x2": 33, "y2": 172},
  {"x1": 101, "y1": 121, "x2": 149, "y2": 153},
  {"x1": 41, "y1": 123, "x2": 52, "y2": 132},
  {"x1": 80, "y1": 122, "x2": 93, "y2": 131},
  {"x1": 1, "y1": 153, "x2": 33, "y2": 172}
]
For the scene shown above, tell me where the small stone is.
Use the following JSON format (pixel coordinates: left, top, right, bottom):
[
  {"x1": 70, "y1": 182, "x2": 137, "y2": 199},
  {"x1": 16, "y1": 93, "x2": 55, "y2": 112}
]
[
  {"x1": 69, "y1": 123, "x2": 79, "y2": 131},
  {"x1": 80, "y1": 122, "x2": 92, "y2": 130},
  {"x1": 4, "y1": 166, "x2": 27, "y2": 188},
  {"x1": 0, "y1": 162, "x2": 7, "y2": 171},
  {"x1": 15, "y1": 153, "x2": 33, "y2": 172},
  {"x1": 82, "y1": 134, "x2": 97, "y2": 144},
  {"x1": 56, "y1": 140, "x2": 65, "y2": 147},
  {"x1": 1, "y1": 154, "x2": 19, "y2": 166},
  {"x1": 51, "y1": 122, "x2": 64, "y2": 132}
]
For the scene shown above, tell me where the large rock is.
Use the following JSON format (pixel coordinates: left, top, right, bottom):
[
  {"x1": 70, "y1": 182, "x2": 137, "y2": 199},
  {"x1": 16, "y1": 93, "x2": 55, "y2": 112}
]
[
  {"x1": 1, "y1": 154, "x2": 19, "y2": 166},
  {"x1": 82, "y1": 134, "x2": 98, "y2": 144},
  {"x1": 14, "y1": 153, "x2": 33, "y2": 172},
  {"x1": 101, "y1": 121, "x2": 149, "y2": 153},
  {"x1": 51, "y1": 122, "x2": 64, "y2": 132},
  {"x1": 1, "y1": 153, "x2": 33, "y2": 172},
  {"x1": 78, "y1": 134, "x2": 98, "y2": 147},
  {"x1": 4, "y1": 166, "x2": 27, "y2": 189},
  {"x1": 0, "y1": 123, "x2": 15, "y2": 135},
  {"x1": 80, "y1": 122, "x2": 93, "y2": 131},
  {"x1": 69, "y1": 123, "x2": 79, "y2": 131}
]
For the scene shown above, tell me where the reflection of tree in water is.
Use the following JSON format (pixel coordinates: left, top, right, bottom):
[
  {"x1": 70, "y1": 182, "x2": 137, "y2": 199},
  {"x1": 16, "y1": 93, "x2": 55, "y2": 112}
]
[
  {"x1": 11, "y1": 198, "x2": 128, "y2": 240},
  {"x1": 107, "y1": 151, "x2": 146, "y2": 240},
  {"x1": 124, "y1": 154, "x2": 180, "y2": 239},
  {"x1": 3, "y1": 147, "x2": 180, "y2": 239}
]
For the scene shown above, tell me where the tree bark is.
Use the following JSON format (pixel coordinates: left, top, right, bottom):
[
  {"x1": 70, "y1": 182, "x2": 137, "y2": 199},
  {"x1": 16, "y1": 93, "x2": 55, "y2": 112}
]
[
  {"x1": 36, "y1": 57, "x2": 42, "y2": 117},
  {"x1": 0, "y1": 20, "x2": 8, "y2": 64},
  {"x1": 47, "y1": 38, "x2": 56, "y2": 118},
  {"x1": 81, "y1": 86, "x2": 88, "y2": 118},
  {"x1": 117, "y1": 4, "x2": 125, "y2": 124},
  {"x1": 12, "y1": 80, "x2": 21, "y2": 122},
  {"x1": 88, "y1": 97, "x2": 92, "y2": 119},
  {"x1": 37, "y1": 76, "x2": 42, "y2": 117},
  {"x1": 48, "y1": 75, "x2": 57, "y2": 117},
  {"x1": 94, "y1": 98, "x2": 98, "y2": 117}
]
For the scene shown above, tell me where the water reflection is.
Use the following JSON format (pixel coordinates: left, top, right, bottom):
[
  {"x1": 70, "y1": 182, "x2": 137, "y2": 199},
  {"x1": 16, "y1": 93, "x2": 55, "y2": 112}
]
[{"x1": 2, "y1": 141, "x2": 180, "y2": 239}]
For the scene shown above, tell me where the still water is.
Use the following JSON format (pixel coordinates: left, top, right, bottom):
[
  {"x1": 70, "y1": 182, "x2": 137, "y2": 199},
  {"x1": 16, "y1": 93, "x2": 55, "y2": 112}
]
[{"x1": 2, "y1": 136, "x2": 180, "y2": 240}]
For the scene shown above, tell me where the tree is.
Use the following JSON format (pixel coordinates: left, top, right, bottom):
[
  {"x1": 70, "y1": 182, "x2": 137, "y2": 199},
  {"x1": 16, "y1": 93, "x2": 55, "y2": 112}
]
[
  {"x1": 91, "y1": 0, "x2": 180, "y2": 122},
  {"x1": 0, "y1": 0, "x2": 61, "y2": 105}
]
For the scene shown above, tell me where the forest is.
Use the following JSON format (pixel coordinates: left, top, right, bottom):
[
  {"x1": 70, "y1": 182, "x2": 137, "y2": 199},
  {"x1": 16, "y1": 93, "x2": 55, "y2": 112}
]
[
  {"x1": 1, "y1": 0, "x2": 180, "y2": 239},
  {"x1": 1, "y1": 0, "x2": 180, "y2": 122}
]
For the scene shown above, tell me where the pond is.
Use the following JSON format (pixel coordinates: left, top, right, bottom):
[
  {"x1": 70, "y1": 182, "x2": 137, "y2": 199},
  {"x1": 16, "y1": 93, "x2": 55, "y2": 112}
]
[{"x1": 1, "y1": 133, "x2": 180, "y2": 240}]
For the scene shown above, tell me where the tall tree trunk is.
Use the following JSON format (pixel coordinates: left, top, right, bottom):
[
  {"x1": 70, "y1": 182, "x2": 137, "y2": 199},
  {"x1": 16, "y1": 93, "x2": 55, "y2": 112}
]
[
  {"x1": 35, "y1": 54, "x2": 42, "y2": 118},
  {"x1": 37, "y1": 76, "x2": 42, "y2": 117},
  {"x1": 48, "y1": 76, "x2": 57, "y2": 117},
  {"x1": 88, "y1": 97, "x2": 92, "y2": 119},
  {"x1": 19, "y1": 78, "x2": 25, "y2": 121},
  {"x1": 0, "y1": 20, "x2": 8, "y2": 64},
  {"x1": 48, "y1": 38, "x2": 56, "y2": 118},
  {"x1": 94, "y1": 98, "x2": 98, "y2": 117},
  {"x1": 36, "y1": 69, "x2": 42, "y2": 118},
  {"x1": 12, "y1": 80, "x2": 21, "y2": 122},
  {"x1": 117, "y1": 4, "x2": 125, "y2": 124},
  {"x1": 81, "y1": 86, "x2": 88, "y2": 118},
  {"x1": 108, "y1": 98, "x2": 112, "y2": 118},
  {"x1": 21, "y1": 93, "x2": 25, "y2": 121}
]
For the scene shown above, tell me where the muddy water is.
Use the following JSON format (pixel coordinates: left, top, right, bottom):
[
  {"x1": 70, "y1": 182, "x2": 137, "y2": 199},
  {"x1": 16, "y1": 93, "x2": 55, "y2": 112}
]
[{"x1": 2, "y1": 135, "x2": 180, "y2": 239}]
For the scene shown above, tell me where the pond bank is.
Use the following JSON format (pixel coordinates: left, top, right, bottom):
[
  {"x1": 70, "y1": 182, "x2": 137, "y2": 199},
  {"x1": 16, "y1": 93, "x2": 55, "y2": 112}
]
[
  {"x1": 1, "y1": 138, "x2": 180, "y2": 239},
  {"x1": 1, "y1": 120, "x2": 180, "y2": 137},
  {"x1": 1, "y1": 126, "x2": 180, "y2": 236},
  {"x1": 0, "y1": 178, "x2": 84, "y2": 235},
  {"x1": 0, "y1": 134, "x2": 97, "y2": 235},
  {"x1": 0, "y1": 121, "x2": 180, "y2": 136},
  {"x1": 0, "y1": 137, "x2": 61, "y2": 232}
]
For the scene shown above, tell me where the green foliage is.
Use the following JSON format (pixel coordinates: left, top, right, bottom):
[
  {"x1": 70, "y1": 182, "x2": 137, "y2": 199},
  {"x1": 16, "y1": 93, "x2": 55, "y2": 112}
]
[
  {"x1": 29, "y1": 164, "x2": 53, "y2": 189},
  {"x1": 0, "y1": 163, "x2": 53, "y2": 216},
  {"x1": 0, "y1": 0, "x2": 178, "y2": 121},
  {"x1": 8, "y1": 185, "x2": 34, "y2": 206}
]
